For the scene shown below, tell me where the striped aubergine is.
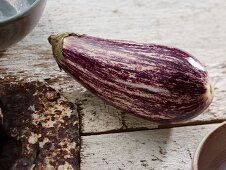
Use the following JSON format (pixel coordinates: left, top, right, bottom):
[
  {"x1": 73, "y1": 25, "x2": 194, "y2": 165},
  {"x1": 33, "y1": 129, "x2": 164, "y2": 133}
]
[{"x1": 48, "y1": 33, "x2": 214, "y2": 123}]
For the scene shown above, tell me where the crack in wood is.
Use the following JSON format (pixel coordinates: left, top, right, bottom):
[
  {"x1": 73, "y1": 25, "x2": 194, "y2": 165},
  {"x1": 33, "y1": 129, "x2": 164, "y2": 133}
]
[{"x1": 80, "y1": 119, "x2": 224, "y2": 136}]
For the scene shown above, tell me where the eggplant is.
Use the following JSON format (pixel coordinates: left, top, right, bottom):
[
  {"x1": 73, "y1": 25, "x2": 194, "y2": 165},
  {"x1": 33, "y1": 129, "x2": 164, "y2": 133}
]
[{"x1": 48, "y1": 33, "x2": 213, "y2": 123}]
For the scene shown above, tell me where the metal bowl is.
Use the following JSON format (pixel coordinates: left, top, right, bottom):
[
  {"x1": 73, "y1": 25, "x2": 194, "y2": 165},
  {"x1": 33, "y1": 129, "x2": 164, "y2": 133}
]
[
  {"x1": 192, "y1": 121, "x2": 226, "y2": 170},
  {"x1": 0, "y1": 0, "x2": 47, "y2": 51}
]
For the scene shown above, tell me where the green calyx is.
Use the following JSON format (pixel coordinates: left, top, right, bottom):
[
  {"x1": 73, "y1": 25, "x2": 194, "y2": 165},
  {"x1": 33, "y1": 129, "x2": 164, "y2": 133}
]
[{"x1": 48, "y1": 33, "x2": 70, "y2": 63}]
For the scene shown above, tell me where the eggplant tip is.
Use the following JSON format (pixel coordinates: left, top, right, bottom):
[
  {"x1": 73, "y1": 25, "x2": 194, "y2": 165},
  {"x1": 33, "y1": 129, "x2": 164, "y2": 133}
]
[
  {"x1": 48, "y1": 33, "x2": 70, "y2": 46},
  {"x1": 48, "y1": 35, "x2": 55, "y2": 45},
  {"x1": 205, "y1": 80, "x2": 214, "y2": 104}
]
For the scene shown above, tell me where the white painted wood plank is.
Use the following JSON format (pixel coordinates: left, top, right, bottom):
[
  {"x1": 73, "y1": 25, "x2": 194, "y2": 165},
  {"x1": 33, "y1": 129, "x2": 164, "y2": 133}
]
[
  {"x1": 1, "y1": 0, "x2": 226, "y2": 133},
  {"x1": 81, "y1": 124, "x2": 218, "y2": 170}
]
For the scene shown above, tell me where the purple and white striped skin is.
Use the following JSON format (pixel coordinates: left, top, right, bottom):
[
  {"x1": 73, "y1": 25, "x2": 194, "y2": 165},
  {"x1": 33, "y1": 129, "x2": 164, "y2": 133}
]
[{"x1": 48, "y1": 33, "x2": 214, "y2": 123}]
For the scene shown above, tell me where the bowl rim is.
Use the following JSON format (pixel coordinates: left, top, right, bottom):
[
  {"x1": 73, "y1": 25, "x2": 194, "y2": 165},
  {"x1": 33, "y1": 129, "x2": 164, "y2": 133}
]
[
  {"x1": 0, "y1": 0, "x2": 42, "y2": 25},
  {"x1": 192, "y1": 121, "x2": 226, "y2": 170}
]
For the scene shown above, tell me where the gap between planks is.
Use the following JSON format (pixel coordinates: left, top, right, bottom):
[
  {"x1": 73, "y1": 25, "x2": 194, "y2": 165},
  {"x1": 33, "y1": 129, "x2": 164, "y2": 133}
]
[{"x1": 80, "y1": 118, "x2": 224, "y2": 136}]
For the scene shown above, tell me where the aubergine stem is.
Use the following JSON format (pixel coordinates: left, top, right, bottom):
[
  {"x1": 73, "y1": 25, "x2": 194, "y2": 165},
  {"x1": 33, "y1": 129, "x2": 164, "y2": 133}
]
[
  {"x1": 48, "y1": 33, "x2": 69, "y2": 63},
  {"x1": 48, "y1": 33, "x2": 82, "y2": 64}
]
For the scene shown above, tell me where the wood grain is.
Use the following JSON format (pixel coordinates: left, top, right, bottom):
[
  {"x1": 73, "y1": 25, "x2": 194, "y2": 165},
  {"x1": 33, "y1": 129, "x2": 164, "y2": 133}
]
[
  {"x1": 81, "y1": 124, "x2": 218, "y2": 170},
  {"x1": 0, "y1": 0, "x2": 226, "y2": 134}
]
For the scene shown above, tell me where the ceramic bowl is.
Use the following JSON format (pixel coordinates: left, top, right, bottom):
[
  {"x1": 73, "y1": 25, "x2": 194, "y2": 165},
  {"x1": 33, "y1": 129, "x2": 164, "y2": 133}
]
[
  {"x1": 0, "y1": 0, "x2": 47, "y2": 51},
  {"x1": 192, "y1": 121, "x2": 226, "y2": 170}
]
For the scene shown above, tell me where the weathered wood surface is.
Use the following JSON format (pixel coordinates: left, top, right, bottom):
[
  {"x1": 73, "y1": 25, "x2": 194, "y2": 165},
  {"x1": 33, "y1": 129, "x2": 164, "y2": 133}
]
[
  {"x1": 1, "y1": 0, "x2": 226, "y2": 135},
  {"x1": 1, "y1": 0, "x2": 226, "y2": 170},
  {"x1": 81, "y1": 123, "x2": 218, "y2": 170}
]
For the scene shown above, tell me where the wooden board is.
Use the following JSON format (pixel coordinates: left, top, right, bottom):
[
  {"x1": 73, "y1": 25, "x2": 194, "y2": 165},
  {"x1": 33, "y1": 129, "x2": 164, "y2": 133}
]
[
  {"x1": 1, "y1": 0, "x2": 226, "y2": 169},
  {"x1": 1, "y1": 0, "x2": 226, "y2": 135},
  {"x1": 81, "y1": 123, "x2": 218, "y2": 170}
]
